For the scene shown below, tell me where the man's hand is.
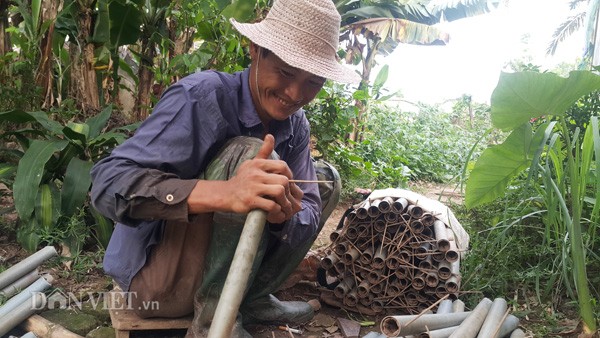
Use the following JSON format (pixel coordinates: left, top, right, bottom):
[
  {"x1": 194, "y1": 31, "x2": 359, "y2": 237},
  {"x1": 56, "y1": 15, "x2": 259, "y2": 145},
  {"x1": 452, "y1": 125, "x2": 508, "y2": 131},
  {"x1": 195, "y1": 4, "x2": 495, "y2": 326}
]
[{"x1": 187, "y1": 135, "x2": 303, "y2": 223}]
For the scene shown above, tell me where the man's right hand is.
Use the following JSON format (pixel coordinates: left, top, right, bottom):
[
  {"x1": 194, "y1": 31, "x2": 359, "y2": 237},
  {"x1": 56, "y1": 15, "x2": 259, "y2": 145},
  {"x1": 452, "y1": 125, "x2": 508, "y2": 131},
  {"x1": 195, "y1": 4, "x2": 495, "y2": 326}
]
[{"x1": 187, "y1": 134, "x2": 303, "y2": 224}]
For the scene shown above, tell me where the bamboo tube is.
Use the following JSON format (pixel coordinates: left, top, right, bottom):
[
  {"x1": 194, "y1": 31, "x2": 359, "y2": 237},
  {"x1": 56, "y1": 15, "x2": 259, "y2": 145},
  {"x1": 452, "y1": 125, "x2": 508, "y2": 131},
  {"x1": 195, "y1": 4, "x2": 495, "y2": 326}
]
[
  {"x1": 509, "y1": 328, "x2": 526, "y2": 338},
  {"x1": 419, "y1": 255, "x2": 433, "y2": 270},
  {"x1": 0, "y1": 268, "x2": 39, "y2": 299},
  {"x1": 420, "y1": 325, "x2": 458, "y2": 338},
  {"x1": 421, "y1": 213, "x2": 435, "y2": 226},
  {"x1": 374, "y1": 218, "x2": 386, "y2": 233},
  {"x1": 207, "y1": 209, "x2": 267, "y2": 338},
  {"x1": 0, "y1": 246, "x2": 57, "y2": 290},
  {"x1": 367, "y1": 270, "x2": 382, "y2": 284},
  {"x1": 368, "y1": 199, "x2": 382, "y2": 218},
  {"x1": 426, "y1": 273, "x2": 439, "y2": 288},
  {"x1": 357, "y1": 223, "x2": 371, "y2": 238},
  {"x1": 360, "y1": 247, "x2": 374, "y2": 265},
  {"x1": 0, "y1": 275, "x2": 53, "y2": 318},
  {"x1": 321, "y1": 253, "x2": 339, "y2": 270},
  {"x1": 432, "y1": 250, "x2": 446, "y2": 262},
  {"x1": 407, "y1": 204, "x2": 423, "y2": 217},
  {"x1": 415, "y1": 243, "x2": 431, "y2": 259},
  {"x1": 386, "y1": 256, "x2": 401, "y2": 270},
  {"x1": 344, "y1": 290, "x2": 359, "y2": 307},
  {"x1": 334, "y1": 276, "x2": 355, "y2": 298},
  {"x1": 346, "y1": 226, "x2": 359, "y2": 240},
  {"x1": 334, "y1": 261, "x2": 346, "y2": 274},
  {"x1": 477, "y1": 298, "x2": 508, "y2": 338},
  {"x1": 371, "y1": 299, "x2": 385, "y2": 313},
  {"x1": 356, "y1": 200, "x2": 371, "y2": 219},
  {"x1": 410, "y1": 219, "x2": 425, "y2": 234},
  {"x1": 342, "y1": 247, "x2": 361, "y2": 264},
  {"x1": 334, "y1": 241, "x2": 349, "y2": 256},
  {"x1": 435, "y1": 286, "x2": 448, "y2": 298},
  {"x1": 445, "y1": 241, "x2": 459, "y2": 263},
  {"x1": 330, "y1": 229, "x2": 342, "y2": 242},
  {"x1": 421, "y1": 227, "x2": 434, "y2": 238},
  {"x1": 496, "y1": 315, "x2": 520, "y2": 337},
  {"x1": 0, "y1": 292, "x2": 45, "y2": 337},
  {"x1": 448, "y1": 297, "x2": 493, "y2": 338},
  {"x1": 360, "y1": 293, "x2": 374, "y2": 306},
  {"x1": 380, "y1": 311, "x2": 472, "y2": 336},
  {"x1": 392, "y1": 197, "x2": 408, "y2": 213},
  {"x1": 385, "y1": 212, "x2": 399, "y2": 223},
  {"x1": 379, "y1": 197, "x2": 394, "y2": 213},
  {"x1": 452, "y1": 299, "x2": 465, "y2": 313},
  {"x1": 371, "y1": 282, "x2": 384, "y2": 295},
  {"x1": 437, "y1": 261, "x2": 452, "y2": 280},
  {"x1": 406, "y1": 292, "x2": 420, "y2": 306},
  {"x1": 437, "y1": 299, "x2": 453, "y2": 314},
  {"x1": 413, "y1": 273, "x2": 426, "y2": 290},
  {"x1": 398, "y1": 250, "x2": 411, "y2": 263},
  {"x1": 357, "y1": 280, "x2": 371, "y2": 298},
  {"x1": 445, "y1": 276, "x2": 460, "y2": 293},
  {"x1": 372, "y1": 247, "x2": 387, "y2": 270},
  {"x1": 433, "y1": 220, "x2": 451, "y2": 252}
]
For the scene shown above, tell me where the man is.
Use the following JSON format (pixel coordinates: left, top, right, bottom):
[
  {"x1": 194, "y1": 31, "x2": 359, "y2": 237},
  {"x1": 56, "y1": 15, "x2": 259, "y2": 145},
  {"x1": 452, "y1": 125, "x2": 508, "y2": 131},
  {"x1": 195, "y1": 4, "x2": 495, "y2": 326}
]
[{"x1": 90, "y1": 0, "x2": 359, "y2": 336}]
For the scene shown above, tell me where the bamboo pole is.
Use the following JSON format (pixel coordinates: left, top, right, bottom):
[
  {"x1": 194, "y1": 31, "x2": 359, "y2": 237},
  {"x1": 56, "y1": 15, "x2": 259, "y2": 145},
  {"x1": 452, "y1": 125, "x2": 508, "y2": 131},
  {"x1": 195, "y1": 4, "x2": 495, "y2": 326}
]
[
  {"x1": 21, "y1": 314, "x2": 83, "y2": 338},
  {"x1": 0, "y1": 246, "x2": 57, "y2": 290},
  {"x1": 477, "y1": 298, "x2": 508, "y2": 338},
  {"x1": 206, "y1": 209, "x2": 267, "y2": 338},
  {"x1": 380, "y1": 311, "x2": 472, "y2": 336},
  {"x1": 448, "y1": 297, "x2": 493, "y2": 338}
]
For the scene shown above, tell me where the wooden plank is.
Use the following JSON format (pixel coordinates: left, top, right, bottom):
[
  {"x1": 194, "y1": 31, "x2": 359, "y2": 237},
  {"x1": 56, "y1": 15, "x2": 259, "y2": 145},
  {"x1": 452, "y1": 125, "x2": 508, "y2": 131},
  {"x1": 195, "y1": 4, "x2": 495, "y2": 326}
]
[{"x1": 21, "y1": 314, "x2": 84, "y2": 338}]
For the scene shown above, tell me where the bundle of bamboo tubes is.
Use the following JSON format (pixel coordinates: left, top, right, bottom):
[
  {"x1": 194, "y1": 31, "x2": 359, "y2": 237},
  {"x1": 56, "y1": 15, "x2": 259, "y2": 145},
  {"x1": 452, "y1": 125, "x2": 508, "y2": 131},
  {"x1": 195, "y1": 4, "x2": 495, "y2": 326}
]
[{"x1": 321, "y1": 196, "x2": 461, "y2": 315}]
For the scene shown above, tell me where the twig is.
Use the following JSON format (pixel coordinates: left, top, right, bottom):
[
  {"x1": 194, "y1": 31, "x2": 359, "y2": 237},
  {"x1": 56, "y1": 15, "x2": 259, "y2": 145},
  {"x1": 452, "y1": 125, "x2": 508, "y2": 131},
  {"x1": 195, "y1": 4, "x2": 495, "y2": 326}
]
[
  {"x1": 402, "y1": 294, "x2": 450, "y2": 327},
  {"x1": 289, "y1": 179, "x2": 333, "y2": 183}
]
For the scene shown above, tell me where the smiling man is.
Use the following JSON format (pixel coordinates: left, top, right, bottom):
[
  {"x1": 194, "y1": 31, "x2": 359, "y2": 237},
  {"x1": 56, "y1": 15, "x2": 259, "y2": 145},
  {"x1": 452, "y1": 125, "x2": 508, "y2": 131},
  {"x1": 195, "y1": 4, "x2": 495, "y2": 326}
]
[{"x1": 90, "y1": 0, "x2": 359, "y2": 336}]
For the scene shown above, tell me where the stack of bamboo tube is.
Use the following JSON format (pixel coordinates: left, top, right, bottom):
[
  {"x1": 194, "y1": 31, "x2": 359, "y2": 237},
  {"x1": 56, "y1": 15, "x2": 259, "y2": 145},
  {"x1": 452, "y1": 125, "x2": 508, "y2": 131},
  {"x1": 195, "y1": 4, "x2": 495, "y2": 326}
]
[{"x1": 321, "y1": 196, "x2": 461, "y2": 315}]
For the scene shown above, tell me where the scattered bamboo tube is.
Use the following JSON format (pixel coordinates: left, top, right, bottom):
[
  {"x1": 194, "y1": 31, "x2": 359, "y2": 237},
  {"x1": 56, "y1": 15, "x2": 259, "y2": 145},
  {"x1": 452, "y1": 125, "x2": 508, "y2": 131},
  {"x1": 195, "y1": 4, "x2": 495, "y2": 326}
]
[
  {"x1": 380, "y1": 312, "x2": 472, "y2": 336},
  {"x1": 420, "y1": 325, "x2": 458, "y2": 338},
  {"x1": 436, "y1": 299, "x2": 453, "y2": 314},
  {"x1": 379, "y1": 197, "x2": 394, "y2": 213},
  {"x1": 0, "y1": 268, "x2": 39, "y2": 299},
  {"x1": 448, "y1": 297, "x2": 493, "y2": 338},
  {"x1": 477, "y1": 298, "x2": 508, "y2": 338},
  {"x1": 509, "y1": 328, "x2": 526, "y2": 338},
  {"x1": 496, "y1": 315, "x2": 520, "y2": 337},
  {"x1": 452, "y1": 299, "x2": 466, "y2": 313},
  {"x1": 0, "y1": 246, "x2": 57, "y2": 290}
]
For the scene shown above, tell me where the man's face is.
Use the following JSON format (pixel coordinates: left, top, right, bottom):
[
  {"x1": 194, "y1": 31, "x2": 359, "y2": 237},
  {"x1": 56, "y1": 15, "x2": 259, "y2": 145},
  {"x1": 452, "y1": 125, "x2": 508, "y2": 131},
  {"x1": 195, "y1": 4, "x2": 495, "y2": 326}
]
[{"x1": 249, "y1": 44, "x2": 326, "y2": 125}]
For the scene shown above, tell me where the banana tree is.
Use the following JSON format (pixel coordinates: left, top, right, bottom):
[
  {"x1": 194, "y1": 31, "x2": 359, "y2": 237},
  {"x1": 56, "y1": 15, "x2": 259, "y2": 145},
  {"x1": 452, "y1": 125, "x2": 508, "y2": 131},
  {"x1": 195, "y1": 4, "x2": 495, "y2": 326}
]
[
  {"x1": 465, "y1": 70, "x2": 600, "y2": 333},
  {"x1": 335, "y1": 0, "x2": 499, "y2": 141}
]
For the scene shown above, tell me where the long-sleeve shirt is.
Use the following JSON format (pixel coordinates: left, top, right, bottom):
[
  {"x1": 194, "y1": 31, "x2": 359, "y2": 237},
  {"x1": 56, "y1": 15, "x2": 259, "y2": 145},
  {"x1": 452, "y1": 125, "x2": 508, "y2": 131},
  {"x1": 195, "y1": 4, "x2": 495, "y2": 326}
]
[{"x1": 90, "y1": 68, "x2": 321, "y2": 290}]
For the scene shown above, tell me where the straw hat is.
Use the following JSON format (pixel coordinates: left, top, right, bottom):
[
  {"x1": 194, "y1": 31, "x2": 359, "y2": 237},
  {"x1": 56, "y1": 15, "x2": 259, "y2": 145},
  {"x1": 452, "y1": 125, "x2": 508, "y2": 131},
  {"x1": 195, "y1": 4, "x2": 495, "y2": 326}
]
[{"x1": 230, "y1": 0, "x2": 361, "y2": 84}]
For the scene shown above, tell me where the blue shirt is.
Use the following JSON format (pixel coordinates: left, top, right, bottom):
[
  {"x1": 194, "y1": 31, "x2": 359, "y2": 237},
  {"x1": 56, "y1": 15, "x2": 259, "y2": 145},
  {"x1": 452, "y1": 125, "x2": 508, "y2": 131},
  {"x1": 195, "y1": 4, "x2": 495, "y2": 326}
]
[{"x1": 90, "y1": 68, "x2": 321, "y2": 290}]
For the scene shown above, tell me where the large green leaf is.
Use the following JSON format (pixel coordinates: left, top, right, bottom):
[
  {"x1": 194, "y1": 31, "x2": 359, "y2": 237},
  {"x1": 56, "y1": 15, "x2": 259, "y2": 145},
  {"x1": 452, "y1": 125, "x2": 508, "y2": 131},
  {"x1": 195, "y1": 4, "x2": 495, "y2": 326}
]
[
  {"x1": 91, "y1": 208, "x2": 114, "y2": 249},
  {"x1": 109, "y1": 1, "x2": 142, "y2": 48},
  {"x1": 491, "y1": 71, "x2": 600, "y2": 130},
  {"x1": 466, "y1": 123, "x2": 539, "y2": 208},
  {"x1": 61, "y1": 158, "x2": 94, "y2": 217},
  {"x1": 221, "y1": 0, "x2": 256, "y2": 22},
  {"x1": 92, "y1": 0, "x2": 110, "y2": 43},
  {"x1": 86, "y1": 105, "x2": 113, "y2": 139},
  {"x1": 16, "y1": 218, "x2": 41, "y2": 252},
  {"x1": 13, "y1": 140, "x2": 69, "y2": 220}
]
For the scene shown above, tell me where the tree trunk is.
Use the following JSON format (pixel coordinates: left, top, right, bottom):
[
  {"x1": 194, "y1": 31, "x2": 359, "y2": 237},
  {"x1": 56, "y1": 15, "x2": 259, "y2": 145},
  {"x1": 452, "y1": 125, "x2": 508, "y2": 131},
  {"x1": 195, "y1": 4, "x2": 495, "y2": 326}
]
[
  {"x1": 36, "y1": 0, "x2": 61, "y2": 108},
  {"x1": 0, "y1": 0, "x2": 11, "y2": 55},
  {"x1": 350, "y1": 40, "x2": 378, "y2": 143},
  {"x1": 135, "y1": 35, "x2": 156, "y2": 121},
  {"x1": 69, "y1": 6, "x2": 99, "y2": 115}
]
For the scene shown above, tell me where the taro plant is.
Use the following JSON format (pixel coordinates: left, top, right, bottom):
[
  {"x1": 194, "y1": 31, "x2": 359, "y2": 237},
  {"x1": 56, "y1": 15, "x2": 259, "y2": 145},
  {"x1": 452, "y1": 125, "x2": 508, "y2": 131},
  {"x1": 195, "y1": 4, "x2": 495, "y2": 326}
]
[
  {"x1": 0, "y1": 105, "x2": 135, "y2": 253},
  {"x1": 465, "y1": 70, "x2": 600, "y2": 333}
]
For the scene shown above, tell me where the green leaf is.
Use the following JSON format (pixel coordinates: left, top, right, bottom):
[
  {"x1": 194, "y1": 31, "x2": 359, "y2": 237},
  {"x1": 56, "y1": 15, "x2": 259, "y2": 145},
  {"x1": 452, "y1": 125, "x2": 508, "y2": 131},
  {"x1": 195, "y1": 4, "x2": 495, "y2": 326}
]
[
  {"x1": 13, "y1": 140, "x2": 69, "y2": 220},
  {"x1": 491, "y1": 71, "x2": 600, "y2": 130},
  {"x1": 109, "y1": 1, "x2": 142, "y2": 48},
  {"x1": 61, "y1": 158, "x2": 94, "y2": 217},
  {"x1": 373, "y1": 64, "x2": 388, "y2": 93},
  {"x1": 35, "y1": 183, "x2": 60, "y2": 230},
  {"x1": 465, "y1": 123, "x2": 536, "y2": 208},
  {"x1": 63, "y1": 122, "x2": 90, "y2": 145},
  {"x1": 0, "y1": 164, "x2": 16, "y2": 180},
  {"x1": 221, "y1": 0, "x2": 256, "y2": 22},
  {"x1": 16, "y1": 218, "x2": 41, "y2": 252},
  {"x1": 92, "y1": 0, "x2": 111, "y2": 43},
  {"x1": 86, "y1": 104, "x2": 113, "y2": 139},
  {"x1": 31, "y1": 0, "x2": 41, "y2": 33},
  {"x1": 0, "y1": 110, "x2": 37, "y2": 123},
  {"x1": 91, "y1": 208, "x2": 114, "y2": 249}
]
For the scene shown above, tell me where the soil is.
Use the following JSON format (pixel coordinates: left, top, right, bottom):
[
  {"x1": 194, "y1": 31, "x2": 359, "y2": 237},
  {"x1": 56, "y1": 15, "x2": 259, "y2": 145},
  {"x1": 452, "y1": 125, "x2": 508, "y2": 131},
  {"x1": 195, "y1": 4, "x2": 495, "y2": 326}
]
[{"x1": 0, "y1": 183, "x2": 593, "y2": 338}]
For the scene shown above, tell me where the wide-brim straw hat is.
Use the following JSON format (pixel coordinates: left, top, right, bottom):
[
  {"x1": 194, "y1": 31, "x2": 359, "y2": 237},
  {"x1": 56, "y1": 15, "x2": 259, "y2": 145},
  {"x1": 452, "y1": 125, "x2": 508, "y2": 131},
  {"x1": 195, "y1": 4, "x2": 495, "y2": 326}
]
[{"x1": 230, "y1": 0, "x2": 361, "y2": 84}]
